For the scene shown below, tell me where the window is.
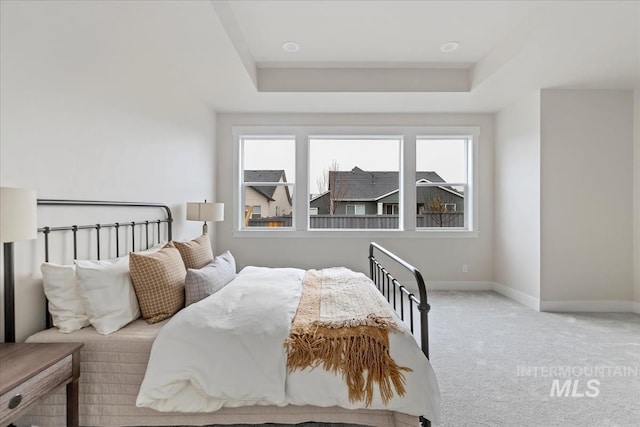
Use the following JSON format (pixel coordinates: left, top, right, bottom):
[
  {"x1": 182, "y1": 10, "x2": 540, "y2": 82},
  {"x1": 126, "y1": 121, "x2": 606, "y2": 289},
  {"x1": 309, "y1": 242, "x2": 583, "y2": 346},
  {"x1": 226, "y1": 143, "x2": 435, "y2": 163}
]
[
  {"x1": 416, "y1": 138, "x2": 469, "y2": 229},
  {"x1": 346, "y1": 204, "x2": 366, "y2": 215},
  {"x1": 384, "y1": 204, "x2": 399, "y2": 215},
  {"x1": 235, "y1": 126, "x2": 477, "y2": 235},
  {"x1": 245, "y1": 205, "x2": 262, "y2": 219},
  {"x1": 240, "y1": 137, "x2": 294, "y2": 228},
  {"x1": 308, "y1": 137, "x2": 400, "y2": 229}
]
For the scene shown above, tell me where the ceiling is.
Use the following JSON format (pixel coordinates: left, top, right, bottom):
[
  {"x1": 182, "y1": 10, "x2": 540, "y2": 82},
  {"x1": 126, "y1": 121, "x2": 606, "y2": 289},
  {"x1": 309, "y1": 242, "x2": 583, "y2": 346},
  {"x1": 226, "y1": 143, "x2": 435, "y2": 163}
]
[
  {"x1": 214, "y1": 0, "x2": 640, "y2": 112},
  {"x1": 228, "y1": 1, "x2": 540, "y2": 65},
  {"x1": 2, "y1": 0, "x2": 639, "y2": 113}
]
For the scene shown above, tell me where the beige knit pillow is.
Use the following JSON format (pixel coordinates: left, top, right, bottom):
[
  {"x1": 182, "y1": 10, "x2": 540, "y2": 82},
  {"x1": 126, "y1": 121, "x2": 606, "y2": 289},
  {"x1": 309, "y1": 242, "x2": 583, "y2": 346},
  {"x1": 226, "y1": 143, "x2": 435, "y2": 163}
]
[
  {"x1": 129, "y1": 242, "x2": 186, "y2": 324},
  {"x1": 173, "y1": 234, "x2": 214, "y2": 270}
]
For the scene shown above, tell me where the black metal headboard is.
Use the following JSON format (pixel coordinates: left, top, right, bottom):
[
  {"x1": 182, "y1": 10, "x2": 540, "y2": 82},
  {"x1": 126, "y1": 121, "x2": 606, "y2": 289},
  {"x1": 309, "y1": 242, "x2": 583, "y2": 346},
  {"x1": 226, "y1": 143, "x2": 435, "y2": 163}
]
[
  {"x1": 37, "y1": 199, "x2": 174, "y2": 328},
  {"x1": 38, "y1": 199, "x2": 173, "y2": 261}
]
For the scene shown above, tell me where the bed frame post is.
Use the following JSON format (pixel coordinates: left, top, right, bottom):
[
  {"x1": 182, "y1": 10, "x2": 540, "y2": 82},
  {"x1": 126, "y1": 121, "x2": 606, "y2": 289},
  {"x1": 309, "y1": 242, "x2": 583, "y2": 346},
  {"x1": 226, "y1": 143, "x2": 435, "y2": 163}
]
[{"x1": 414, "y1": 268, "x2": 431, "y2": 360}]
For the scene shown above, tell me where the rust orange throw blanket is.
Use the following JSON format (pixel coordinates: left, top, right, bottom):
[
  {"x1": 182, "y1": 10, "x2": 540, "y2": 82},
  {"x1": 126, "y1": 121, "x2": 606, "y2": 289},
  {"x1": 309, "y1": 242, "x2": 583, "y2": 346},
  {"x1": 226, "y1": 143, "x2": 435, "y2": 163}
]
[{"x1": 286, "y1": 267, "x2": 411, "y2": 406}]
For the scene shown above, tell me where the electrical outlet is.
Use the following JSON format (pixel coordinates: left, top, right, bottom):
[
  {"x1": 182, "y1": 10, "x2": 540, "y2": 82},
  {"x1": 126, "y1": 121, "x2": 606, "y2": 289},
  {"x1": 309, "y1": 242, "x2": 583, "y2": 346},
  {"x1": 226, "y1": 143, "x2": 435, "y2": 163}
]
[{"x1": 462, "y1": 264, "x2": 468, "y2": 273}]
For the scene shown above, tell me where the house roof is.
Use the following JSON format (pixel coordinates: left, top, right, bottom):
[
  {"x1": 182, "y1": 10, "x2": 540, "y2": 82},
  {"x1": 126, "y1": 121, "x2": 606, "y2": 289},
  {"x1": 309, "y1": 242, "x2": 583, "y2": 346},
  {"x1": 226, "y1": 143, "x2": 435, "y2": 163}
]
[
  {"x1": 244, "y1": 170, "x2": 287, "y2": 201},
  {"x1": 329, "y1": 167, "x2": 461, "y2": 201},
  {"x1": 244, "y1": 169, "x2": 291, "y2": 201}
]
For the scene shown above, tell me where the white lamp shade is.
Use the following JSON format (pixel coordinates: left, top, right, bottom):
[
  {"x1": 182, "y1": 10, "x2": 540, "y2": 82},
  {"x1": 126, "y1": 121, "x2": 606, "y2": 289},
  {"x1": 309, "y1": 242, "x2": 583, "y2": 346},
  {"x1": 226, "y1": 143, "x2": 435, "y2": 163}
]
[
  {"x1": 186, "y1": 202, "x2": 224, "y2": 222},
  {"x1": 1, "y1": 187, "x2": 38, "y2": 242}
]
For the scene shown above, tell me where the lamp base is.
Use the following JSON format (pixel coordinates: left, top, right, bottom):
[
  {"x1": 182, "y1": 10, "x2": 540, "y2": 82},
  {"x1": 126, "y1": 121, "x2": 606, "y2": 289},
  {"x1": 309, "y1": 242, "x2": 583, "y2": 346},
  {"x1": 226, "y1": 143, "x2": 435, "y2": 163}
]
[
  {"x1": 202, "y1": 222, "x2": 208, "y2": 235},
  {"x1": 4, "y1": 241, "x2": 15, "y2": 343}
]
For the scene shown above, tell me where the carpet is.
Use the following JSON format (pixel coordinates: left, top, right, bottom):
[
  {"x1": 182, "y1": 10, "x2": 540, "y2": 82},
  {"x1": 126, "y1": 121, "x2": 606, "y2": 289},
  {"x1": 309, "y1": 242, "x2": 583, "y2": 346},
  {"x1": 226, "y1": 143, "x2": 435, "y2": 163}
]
[{"x1": 428, "y1": 291, "x2": 640, "y2": 427}]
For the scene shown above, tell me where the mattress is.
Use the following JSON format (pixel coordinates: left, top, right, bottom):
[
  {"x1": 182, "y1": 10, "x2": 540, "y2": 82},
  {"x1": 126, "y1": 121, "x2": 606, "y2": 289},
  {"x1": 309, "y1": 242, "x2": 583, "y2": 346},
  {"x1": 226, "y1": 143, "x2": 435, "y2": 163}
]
[{"x1": 21, "y1": 320, "x2": 420, "y2": 427}]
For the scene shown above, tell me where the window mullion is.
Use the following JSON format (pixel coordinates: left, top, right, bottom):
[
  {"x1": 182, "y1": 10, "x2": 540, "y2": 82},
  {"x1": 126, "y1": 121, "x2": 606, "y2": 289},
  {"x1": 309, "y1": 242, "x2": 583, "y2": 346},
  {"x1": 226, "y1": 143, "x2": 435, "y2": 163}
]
[
  {"x1": 466, "y1": 136, "x2": 475, "y2": 231},
  {"x1": 295, "y1": 132, "x2": 308, "y2": 231},
  {"x1": 403, "y1": 134, "x2": 416, "y2": 231}
]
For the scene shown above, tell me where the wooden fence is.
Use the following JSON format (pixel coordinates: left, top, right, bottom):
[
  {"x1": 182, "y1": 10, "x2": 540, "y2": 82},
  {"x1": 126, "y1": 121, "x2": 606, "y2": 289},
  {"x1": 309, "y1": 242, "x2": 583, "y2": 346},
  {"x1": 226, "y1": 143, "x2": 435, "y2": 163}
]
[{"x1": 247, "y1": 213, "x2": 464, "y2": 228}]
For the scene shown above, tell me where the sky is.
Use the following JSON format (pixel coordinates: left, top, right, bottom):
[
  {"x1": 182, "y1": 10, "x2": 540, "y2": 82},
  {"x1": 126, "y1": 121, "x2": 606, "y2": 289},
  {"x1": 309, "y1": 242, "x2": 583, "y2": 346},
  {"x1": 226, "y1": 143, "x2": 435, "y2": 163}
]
[{"x1": 243, "y1": 138, "x2": 466, "y2": 194}]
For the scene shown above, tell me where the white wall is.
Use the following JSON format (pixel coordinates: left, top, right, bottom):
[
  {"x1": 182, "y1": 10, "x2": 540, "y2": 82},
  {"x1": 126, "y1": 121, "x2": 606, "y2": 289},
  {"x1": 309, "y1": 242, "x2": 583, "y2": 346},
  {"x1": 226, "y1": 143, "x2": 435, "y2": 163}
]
[
  {"x1": 0, "y1": 1, "x2": 216, "y2": 341},
  {"x1": 540, "y1": 90, "x2": 634, "y2": 305},
  {"x1": 494, "y1": 92, "x2": 541, "y2": 305},
  {"x1": 215, "y1": 113, "x2": 494, "y2": 287},
  {"x1": 634, "y1": 90, "x2": 640, "y2": 311}
]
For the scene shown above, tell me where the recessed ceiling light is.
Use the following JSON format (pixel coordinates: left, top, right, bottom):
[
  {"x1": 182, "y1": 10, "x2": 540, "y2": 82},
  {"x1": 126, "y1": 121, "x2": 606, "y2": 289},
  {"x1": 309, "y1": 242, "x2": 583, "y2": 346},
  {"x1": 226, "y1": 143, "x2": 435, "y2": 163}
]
[
  {"x1": 282, "y1": 41, "x2": 300, "y2": 53},
  {"x1": 440, "y1": 41, "x2": 460, "y2": 53}
]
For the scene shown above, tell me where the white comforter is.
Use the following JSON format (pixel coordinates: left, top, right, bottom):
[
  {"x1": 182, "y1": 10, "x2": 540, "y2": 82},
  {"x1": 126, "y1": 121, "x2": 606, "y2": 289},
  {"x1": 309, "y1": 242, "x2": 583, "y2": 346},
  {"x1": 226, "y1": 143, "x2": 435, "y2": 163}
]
[{"x1": 136, "y1": 266, "x2": 440, "y2": 424}]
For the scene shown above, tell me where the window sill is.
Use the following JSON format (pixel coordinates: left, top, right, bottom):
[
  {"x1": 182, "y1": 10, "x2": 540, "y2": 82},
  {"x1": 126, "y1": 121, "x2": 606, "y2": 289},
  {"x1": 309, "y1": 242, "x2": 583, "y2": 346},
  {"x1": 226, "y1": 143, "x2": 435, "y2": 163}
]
[{"x1": 232, "y1": 229, "x2": 479, "y2": 239}]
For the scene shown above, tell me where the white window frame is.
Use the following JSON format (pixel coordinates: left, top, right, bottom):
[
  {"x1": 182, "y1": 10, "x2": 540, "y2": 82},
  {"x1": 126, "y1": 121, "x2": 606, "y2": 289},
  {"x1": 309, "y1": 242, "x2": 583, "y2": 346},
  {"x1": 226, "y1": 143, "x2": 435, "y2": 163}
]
[
  {"x1": 308, "y1": 134, "x2": 402, "y2": 230},
  {"x1": 233, "y1": 126, "x2": 479, "y2": 238},
  {"x1": 416, "y1": 135, "x2": 472, "y2": 231},
  {"x1": 238, "y1": 134, "x2": 296, "y2": 231}
]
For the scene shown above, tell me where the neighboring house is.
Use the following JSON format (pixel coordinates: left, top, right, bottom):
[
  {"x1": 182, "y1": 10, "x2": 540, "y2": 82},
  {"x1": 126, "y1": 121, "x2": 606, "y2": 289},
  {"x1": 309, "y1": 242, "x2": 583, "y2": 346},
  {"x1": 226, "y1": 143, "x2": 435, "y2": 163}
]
[
  {"x1": 244, "y1": 170, "x2": 292, "y2": 219},
  {"x1": 309, "y1": 167, "x2": 464, "y2": 216}
]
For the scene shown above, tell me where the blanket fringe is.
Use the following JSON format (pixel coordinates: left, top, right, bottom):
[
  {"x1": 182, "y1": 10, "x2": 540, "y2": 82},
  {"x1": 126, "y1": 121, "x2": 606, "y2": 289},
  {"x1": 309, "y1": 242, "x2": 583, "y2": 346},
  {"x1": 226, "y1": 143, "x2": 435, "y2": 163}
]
[{"x1": 286, "y1": 326, "x2": 410, "y2": 405}]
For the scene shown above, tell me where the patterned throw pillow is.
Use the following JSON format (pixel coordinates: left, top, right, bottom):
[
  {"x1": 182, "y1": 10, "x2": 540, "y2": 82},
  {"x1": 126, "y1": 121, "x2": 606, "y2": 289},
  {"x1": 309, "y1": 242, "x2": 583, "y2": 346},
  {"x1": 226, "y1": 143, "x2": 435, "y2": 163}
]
[
  {"x1": 129, "y1": 242, "x2": 186, "y2": 324},
  {"x1": 185, "y1": 251, "x2": 236, "y2": 306},
  {"x1": 173, "y1": 234, "x2": 214, "y2": 270}
]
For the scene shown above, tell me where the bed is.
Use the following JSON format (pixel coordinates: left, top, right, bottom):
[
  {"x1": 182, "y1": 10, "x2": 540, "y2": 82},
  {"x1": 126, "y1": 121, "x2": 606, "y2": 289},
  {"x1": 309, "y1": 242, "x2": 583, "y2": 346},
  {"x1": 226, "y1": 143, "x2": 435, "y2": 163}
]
[{"x1": 20, "y1": 200, "x2": 439, "y2": 427}]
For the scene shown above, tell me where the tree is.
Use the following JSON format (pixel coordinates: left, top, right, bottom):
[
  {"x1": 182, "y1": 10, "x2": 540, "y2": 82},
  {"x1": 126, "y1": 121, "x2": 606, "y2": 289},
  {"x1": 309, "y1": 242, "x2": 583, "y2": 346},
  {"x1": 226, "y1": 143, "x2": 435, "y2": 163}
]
[
  {"x1": 422, "y1": 190, "x2": 460, "y2": 227},
  {"x1": 427, "y1": 194, "x2": 448, "y2": 227},
  {"x1": 315, "y1": 159, "x2": 339, "y2": 194},
  {"x1": 316, "y1": 160, "x2": 350, "y2": 215}
]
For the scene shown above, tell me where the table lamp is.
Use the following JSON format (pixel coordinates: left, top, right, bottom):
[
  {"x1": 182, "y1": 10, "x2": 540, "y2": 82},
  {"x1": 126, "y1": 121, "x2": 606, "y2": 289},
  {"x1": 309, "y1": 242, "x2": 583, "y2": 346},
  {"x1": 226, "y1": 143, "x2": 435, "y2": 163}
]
[
  {"x1": 186, "y1": 201, "x2": 224, "y2": 234},
  {"x1": 1, "y1": 187, "x2": 37, "y2": 343}
]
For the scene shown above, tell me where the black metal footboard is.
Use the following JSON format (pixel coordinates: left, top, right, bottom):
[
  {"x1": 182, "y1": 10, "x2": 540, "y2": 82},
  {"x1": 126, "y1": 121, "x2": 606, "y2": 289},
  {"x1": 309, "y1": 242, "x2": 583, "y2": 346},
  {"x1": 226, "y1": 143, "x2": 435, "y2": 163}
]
[{"x1": 368, "y1": 242, "x2": 432, "y2": 427}]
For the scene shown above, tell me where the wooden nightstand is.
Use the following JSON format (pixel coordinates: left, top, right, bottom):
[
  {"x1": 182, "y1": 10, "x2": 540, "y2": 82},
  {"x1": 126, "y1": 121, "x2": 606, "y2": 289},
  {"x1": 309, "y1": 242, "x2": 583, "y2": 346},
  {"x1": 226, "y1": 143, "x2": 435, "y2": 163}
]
[{"x1": 0, "y1": 342, "x2": 83, "y2": 427}]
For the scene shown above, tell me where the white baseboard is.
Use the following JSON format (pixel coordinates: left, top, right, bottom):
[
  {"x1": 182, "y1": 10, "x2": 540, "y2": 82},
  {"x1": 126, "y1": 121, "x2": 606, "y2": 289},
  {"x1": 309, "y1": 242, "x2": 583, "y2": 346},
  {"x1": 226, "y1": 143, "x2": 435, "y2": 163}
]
[
  {"x1": 492, "y1": 282, "x2": 541, "y2": 311},
  {"x1": 540, "y1": 299, "x2": 635, "y2": 313},
  {"x1": 421, "y1": 282, "x2": 640, "y2": 314},
  {"x1": 426, "y1": 281, "x2": 494, "y2": 291},
  {"x1": 424, "y1": 281, "x2": 541, "y2": 310}
]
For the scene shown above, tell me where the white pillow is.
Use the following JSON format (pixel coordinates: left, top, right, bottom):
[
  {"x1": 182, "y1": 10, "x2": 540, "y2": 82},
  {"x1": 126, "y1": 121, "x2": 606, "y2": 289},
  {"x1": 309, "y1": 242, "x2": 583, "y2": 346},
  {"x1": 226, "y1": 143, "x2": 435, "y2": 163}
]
[
  {"x1": 41, "y1": 263, "x2": 90, "y2": 333},
  {"x1": 75, "y1": 257, "x2": 141, "y2": 335}
]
